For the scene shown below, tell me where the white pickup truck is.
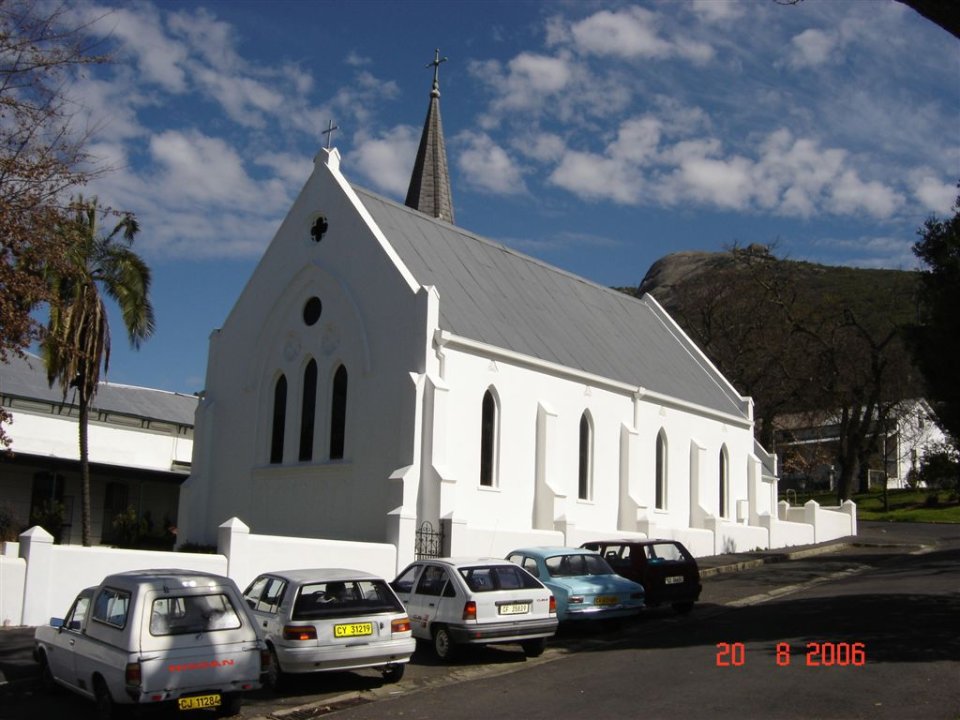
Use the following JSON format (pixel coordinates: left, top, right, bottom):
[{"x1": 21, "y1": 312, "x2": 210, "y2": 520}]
[{"x1": 34, "y1": 569, "x2": 268, "y2": 718}]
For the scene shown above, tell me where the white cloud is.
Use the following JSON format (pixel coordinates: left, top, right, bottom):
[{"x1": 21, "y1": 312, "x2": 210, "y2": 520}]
[
  {"x1": 690, "y1": 0, "x2": 744, "y2": 24},
  {"x1": 827, "y1": 170, "x2": 903, "y2": 218},
  {"x1": 789, "y1": 29, "x2": 837, "y2": 69},
  {"x1": 514, "y1": 132, "x2": 566, "y2": 163},
  {"x1": 456, "y1": 132, "x2": 527, "y2": 195},
  {"x1": 548, "y1": 150, "x2": 640, "y2": 204},
  {"x1": 345, "y1": 51, "x2": 371, "y2": 67},
  {"x1": 909, "y1": 172, "x2": 956, "y2": 214},
  {"x1": 347, "y1": 126, "x2": 420, "y2": 196},
  {"x1": 149, "y1": 129, "x2": 264, "y2": 206},
  {"x1": 570, "y1": 7, "x2": 671, "y2": 59},
  {"x1": 81, "y1": 3, "x2": 190, "y2": 93}
]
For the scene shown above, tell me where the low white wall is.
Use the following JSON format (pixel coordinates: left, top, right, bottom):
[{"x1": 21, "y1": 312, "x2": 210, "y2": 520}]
[
  {"x1": 714, "y1": 520, "x2": 769, "y2": 554},
  {"x1": 218, "y1": 518, "x2": 397, "y2": 589},
  {"x1": 19, "y1": 527, "x2": 227, "y2": 627},
  {"x1": 669, "y1": 527, "x2": 716, "y2": 558},
  {"x1": 13, "y1": 518, "x2": 399, "y2": 627},
  {"x1": 0, "y1": 554, "x2": 26, "y2": 626},
  {"x1": 806, "y1": 502, "x2": 855, "y2": 542},
  {"x1": 762, "y1": 515, "x2": 816, "y2": 548}
]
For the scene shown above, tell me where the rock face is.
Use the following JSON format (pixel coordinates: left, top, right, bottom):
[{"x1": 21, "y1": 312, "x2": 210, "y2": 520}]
[{"x1": 637, "y1": 251, "x2": 720, "y2": 307}]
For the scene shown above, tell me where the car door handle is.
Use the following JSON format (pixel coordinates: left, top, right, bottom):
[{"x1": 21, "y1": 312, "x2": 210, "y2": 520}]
[{"x1": 428, "y1": 602, "x2": 436, "y2": 608}]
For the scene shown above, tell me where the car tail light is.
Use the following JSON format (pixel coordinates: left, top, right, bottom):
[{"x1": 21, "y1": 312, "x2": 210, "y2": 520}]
[
  {"x1": 568, "y1": 596, "x2": 584, "y2": 605},
  {"x1": 462, "y1": 601, "x2": 477, "y2": 620},
  {"x1": 124, "y1": 661, "x2": 142, "y2": 689},
  {"x1": 282, "y1": 625, "x2": 317, "y2": 641},
  {"x1": 391, "y1": 617, "x2": 411, "y2": 633},
  {"x1": 549, "y1": 595, "x2": 557, "y2": 614}
]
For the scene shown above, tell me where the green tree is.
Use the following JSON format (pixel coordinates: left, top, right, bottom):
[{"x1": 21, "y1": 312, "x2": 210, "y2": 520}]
[
  {"x1": 42, "y1": 197, "x2": 154, "y2": 546},
  {"x1": 911, "y1": 190, "x2": 960, "y2": 446}
]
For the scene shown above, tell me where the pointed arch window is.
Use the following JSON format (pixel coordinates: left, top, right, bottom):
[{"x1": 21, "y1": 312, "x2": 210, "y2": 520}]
[
  {"x1": 270, "y1": 374, "x2": 287, "y2": 464},
  {"x1": 578, "y1": 412, "x2": 593, "y2": 500},
  {"x1": 719, "y1": 446, "x2": 729, "y2": 518},
  {"x1": 329, "y1": 365, "x2": 348, "y2": 460},
  {"x1": 299, "y1": 359, "x2": 318, "y2": 461},
  {"x1": 655, "y1": 430, "x2": 667, "y2": 510},
  {"x1": 480, "y1": 389, "x2": 499, "y2": 487}
]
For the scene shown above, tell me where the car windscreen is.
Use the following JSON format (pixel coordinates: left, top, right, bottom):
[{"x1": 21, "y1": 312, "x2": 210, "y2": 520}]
[
  {"x1": 292, "y1": 580, "x2": 403, "y2": 620},
  {"x1": 150, "y1": 593, "x2": 242, "y2": 635},
  {"x1": 645, "y1": 543, "x2": 689, "y2": 563},
  {"x1": 545, "y1": 553, "x2": 615, "y2": 577},
  {"x1": 458, "y1": 565, "x2": 543, "y2": 592}
]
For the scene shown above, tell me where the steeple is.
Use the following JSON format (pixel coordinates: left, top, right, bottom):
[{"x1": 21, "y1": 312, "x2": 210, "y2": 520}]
[{"x1": 404, "y1": 49, "x2": 455, "y2": 224}]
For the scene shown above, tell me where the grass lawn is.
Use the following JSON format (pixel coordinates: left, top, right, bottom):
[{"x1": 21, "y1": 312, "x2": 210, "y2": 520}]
[{"x1": 781, "y1": 488, "x2": 960, "y2": 523}]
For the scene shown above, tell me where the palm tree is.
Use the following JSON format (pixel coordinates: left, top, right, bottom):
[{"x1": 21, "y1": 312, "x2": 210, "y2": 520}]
[{"x1": 42, "y1": 196, "x2": 155, "y2": 546}]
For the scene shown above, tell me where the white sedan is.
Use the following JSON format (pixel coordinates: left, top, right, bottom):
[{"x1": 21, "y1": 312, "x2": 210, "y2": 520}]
[
  {"x1": 243, "y1": 569, "x2": 416, "y2": 688},
  {"x1": 390, "y1": 558, "x2": 558, "y2": 661}
]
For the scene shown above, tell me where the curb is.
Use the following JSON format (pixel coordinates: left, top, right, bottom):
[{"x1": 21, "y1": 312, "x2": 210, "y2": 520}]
[{"x1": 699, "y1": 541, "x2": 849, "y2": 578}]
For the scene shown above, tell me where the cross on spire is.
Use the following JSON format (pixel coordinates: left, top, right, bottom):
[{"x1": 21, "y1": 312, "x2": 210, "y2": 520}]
[
  {"x1": 427, "y1": 48, "x2": 447, "y2": 96},
  {"x1": 322, "y1": 119, "x2": 339, "y2": 149}
]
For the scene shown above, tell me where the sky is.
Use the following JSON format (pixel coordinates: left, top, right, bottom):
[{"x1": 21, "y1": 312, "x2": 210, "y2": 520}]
[{"x1": 43, "y1": 0, "x2": 960, "y2": 395}]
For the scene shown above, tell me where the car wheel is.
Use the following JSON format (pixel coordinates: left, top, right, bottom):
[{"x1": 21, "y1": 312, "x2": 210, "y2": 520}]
[
  {"x1": 382, "y1": 663, "x2": 405, "y2": 683},
  {"x1": 37, "y1": 651, "x2": 56, "y2": 692},
  {"x1": 217, "y1": 693, "x2": 243, "y2": 717},
  {"x1": 93, "y1": 677, "x2": 115, "y2": 720},
  {"x1": 265, "y1": 646, "x2": 284, "y2": 691},
  {"x1": 433, "y1": 625, "x2": 457, "y2": 661},
  {"x1": 522, "y1": 638, "x2": 546, "y2": 658}
]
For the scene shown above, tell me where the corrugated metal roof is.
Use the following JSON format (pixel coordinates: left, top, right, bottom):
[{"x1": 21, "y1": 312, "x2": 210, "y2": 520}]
[
  {"x1": 355, "y1": 187, "x2": 748, "y2": 419},
  {"x1": 1, "y1": 353, "x2": 198, "y2": 426}
]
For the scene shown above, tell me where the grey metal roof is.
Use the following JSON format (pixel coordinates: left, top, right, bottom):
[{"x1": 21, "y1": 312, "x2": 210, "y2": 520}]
[
  {"x1": 1, "y1": 353, "x2": 198, "y2": 426},
  {"x1": 355, "y1": 187, "x2": 749, "y2": 420}
]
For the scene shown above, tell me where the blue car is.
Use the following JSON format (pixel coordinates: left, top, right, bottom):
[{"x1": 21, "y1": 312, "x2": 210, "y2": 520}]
[{"x1": 506, "y1": 547, "x2": 645, "y2": 622}]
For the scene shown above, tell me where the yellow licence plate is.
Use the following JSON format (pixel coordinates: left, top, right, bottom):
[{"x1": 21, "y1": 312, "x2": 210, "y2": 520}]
[
  {"x1": 594, "y1": 595, "x2": 618, "y2": 606},
  {"x1": 498, "y1": 603, "x2": 530, "y2": 615},
  {"x1": 178, "y1": 694, "x2": 221, "y2": 711},
  {"x1": 334, "y1": 622, "x2": 373, "y2": 638}
]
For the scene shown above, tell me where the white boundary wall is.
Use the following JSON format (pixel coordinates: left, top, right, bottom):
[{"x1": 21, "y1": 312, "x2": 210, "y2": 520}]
[{"x1": 5, "y1": 517, "x2": 396, "y2": 627}]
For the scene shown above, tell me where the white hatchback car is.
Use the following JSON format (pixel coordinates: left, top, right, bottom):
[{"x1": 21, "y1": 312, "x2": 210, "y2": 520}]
[
  {"x1": 242, "y1": 569, "x2": 415, "y2": 688},
  {"x1": 390, "y1": 558, "x2": 558, "y2": 661}
]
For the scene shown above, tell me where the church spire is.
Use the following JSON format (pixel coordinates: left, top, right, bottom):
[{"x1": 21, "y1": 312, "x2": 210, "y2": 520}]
[{"x1": 404, "y1": 49, "x2": 455, "y2": 224}]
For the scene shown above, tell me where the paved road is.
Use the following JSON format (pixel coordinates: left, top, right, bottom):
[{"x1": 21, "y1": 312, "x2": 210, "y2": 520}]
[{"x1": 0, "y1": 522, "x2": 956, "y2": 719}]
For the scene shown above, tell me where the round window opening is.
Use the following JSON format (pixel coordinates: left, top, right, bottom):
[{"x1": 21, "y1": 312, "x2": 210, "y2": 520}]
[{"x1": 303, "y1": 297, "x2": 322, "y2": 326}]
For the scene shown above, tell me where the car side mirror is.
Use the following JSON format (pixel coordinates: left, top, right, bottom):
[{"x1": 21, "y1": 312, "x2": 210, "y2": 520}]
[{"x1": 50, "y1": 617, "x2": 64, "y2": 629}]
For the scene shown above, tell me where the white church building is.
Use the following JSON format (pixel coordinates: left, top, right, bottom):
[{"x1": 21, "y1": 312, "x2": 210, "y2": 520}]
[{"x1": 177, "y1": 64, "x2": 854, "y2": 569}]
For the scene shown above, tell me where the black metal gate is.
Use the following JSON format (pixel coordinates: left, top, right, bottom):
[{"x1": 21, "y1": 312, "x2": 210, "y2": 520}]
[{"x1": 415, "y1": 521, "x2": 444, "y2": 559}]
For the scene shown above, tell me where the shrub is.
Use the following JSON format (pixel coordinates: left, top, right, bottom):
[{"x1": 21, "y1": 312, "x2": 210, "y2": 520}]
[
  {"x1": 110, "y1": 506, "x2": 147, "y2": 548},
  {"x1": 0, "y1": 504, "x2": 24, "y2": 542}
]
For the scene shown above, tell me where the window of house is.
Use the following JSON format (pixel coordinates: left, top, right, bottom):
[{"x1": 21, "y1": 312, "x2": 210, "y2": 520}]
[
  {"x1": 655, "y1": 430, "x2": 667, "y2": 510},
  {"x1": 299, "y1": 360, "x2": 318, "y2": 461},
  {"x1": 270, "y1": 374, "x2": 287, "y2": 464},
  {"x1": 480, "y1": 389, "x2": 499, "y2": 487},
  {"x1": 719, "y1": 446, "x2": 729, "y2": 518},
  {"x1": 302, "y1": 297, "x2": 322, "y2": 326},
  {"x1": 578, "y1": 412, "x2": 593, "y2": 500},
  {"x1": 329, "y1": 365, "x2": 348, "y2": 460}
]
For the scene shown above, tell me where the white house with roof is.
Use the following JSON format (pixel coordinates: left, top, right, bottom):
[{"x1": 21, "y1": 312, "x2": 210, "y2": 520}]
[
  {"x1": 0, "y1": 353, "x2": 197, "y2": 545},
  {"x1": 177, "y1": 68, "x2": 854, "y2": 568}
]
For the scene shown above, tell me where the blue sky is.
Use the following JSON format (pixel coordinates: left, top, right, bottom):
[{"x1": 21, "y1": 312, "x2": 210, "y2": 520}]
[{"x1": 55, "y1": 0, "x2": 959, "y2": 394}]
